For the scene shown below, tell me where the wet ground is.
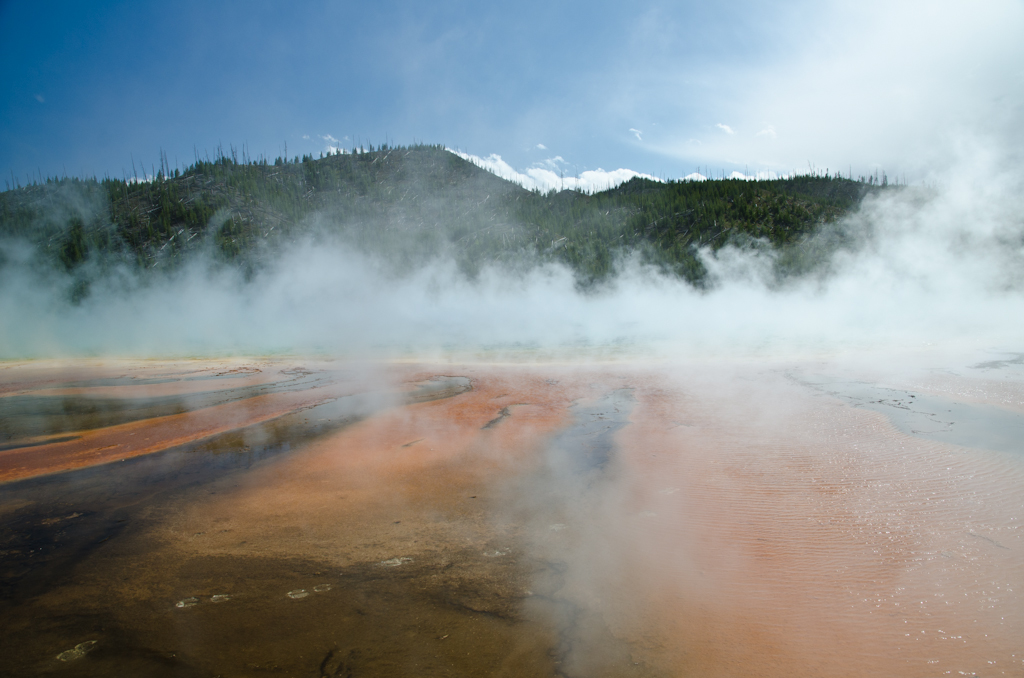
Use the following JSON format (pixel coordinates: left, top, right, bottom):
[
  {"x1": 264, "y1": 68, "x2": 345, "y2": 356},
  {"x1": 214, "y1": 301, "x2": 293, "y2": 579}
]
[
  {"x1": 794, "y1": 372, "x2": 1024, "y2": 454},
  {"x1": 1, "y1": 356, "x2": 1023, "y2": 677}
]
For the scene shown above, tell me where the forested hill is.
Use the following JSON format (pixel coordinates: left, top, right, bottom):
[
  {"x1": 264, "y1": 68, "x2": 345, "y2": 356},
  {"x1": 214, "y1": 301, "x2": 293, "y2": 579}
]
[{"x1": 0, "y1": 144, "x2": 892, "y2": 294}]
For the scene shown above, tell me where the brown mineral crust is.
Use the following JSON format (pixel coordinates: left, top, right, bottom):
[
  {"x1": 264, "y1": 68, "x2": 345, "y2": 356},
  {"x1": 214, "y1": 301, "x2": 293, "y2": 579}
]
[
  {"x1": 161, "y1": 364, "x2": 588, "y2": 566},
  {"x1": 589, "y1": 365, "x2": 1024, "y2": 677},
  {"x1": 45, "y1": 366, "x2": 597, "y2": 677},
  {"x1": 3, "y1": 358, "x2": 1022, "y2": 678}
]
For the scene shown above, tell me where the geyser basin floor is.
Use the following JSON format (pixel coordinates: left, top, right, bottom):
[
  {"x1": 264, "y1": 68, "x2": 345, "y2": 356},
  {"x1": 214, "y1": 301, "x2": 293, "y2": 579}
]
[{"x1": 0, "y1": 357, "x2": 1022, "y2": 677}]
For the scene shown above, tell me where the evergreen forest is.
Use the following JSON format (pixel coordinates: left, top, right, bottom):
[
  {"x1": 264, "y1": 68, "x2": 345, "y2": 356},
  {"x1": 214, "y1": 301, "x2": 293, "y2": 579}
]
[{"x1": 0, "y1": 144, "x2": 896, "y2": 300}]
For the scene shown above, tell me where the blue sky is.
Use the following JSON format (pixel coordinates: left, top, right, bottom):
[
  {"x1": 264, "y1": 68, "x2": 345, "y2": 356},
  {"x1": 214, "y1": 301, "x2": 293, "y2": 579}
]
[{"x1": 2, "y1": 0, "x2": 1022, "y2": 188}]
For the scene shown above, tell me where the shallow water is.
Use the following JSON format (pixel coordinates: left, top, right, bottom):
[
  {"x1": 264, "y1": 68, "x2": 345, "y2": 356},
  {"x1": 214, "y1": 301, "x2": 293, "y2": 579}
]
[
  {"x1": 796, "y1": 373, "x2": 1024, "y2": 454},
  {"x1": 1, "y1": 358, "x2": 1022, "y2": 677},
  {"x1": 0, "y1": 370, "x2": 322, "y2": 445}
]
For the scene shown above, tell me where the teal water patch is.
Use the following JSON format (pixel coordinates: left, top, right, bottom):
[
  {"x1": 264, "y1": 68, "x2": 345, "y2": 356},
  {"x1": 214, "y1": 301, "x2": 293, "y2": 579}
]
[{"x1": 797, "y1": 374, "x2": 1024, "y2": 455}]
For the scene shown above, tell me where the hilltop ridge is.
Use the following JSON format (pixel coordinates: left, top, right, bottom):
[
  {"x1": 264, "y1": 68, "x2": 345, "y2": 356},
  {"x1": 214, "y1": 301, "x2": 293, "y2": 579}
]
[{"x1": 0, "y1": 144, "x2": 892, "y2": 297}]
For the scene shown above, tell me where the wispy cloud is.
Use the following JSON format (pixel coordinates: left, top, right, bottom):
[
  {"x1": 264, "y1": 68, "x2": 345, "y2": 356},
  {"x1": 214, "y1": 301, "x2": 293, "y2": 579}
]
[
  {"x1": 536, "y1": 143, "x2": 547, "y2": 150},
  {"x1": 716, "y1": 123, "x2": 735, "y2": 135},
  {"x1": 539, "y1": 156, "x2": 566, "y2": 171},
  {"x1": 756, "y1": 125, "x2": 777, "y2": 139},
  {"x1": 629, "y1": 128, "x2": 643, "y2": 141}
]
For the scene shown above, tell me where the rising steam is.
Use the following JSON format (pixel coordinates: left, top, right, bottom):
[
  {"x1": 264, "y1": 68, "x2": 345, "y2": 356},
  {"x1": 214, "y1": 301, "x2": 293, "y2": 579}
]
[{"x1": 1, "y1": 146, "x2": 1022, "y2": 361}]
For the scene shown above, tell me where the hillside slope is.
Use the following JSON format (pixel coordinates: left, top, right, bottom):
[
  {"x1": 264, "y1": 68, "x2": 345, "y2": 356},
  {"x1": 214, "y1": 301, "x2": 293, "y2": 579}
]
[{"x1": 0, "y1": 145, "x2": 889, "y2": 294}]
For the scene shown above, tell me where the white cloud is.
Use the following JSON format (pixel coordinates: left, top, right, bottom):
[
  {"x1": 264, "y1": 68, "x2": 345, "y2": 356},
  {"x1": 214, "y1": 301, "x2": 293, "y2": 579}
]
[
  {"x1": 536, "y1": 143, "x2": 547, "y2": 150},
  {"x1": 629, "y1": 128, "x2": 643, "y2": 141},
  {"x1": 726, "y1": 170, "x2": 786, "y2": 180},
  {"x1": 716, "y1": 123, "x2": 736, "y2": 135},
  {"x1": 454, "y1": 149, "x2": 789, "y2": 189},
  {"x1": 448, "y1": 149, "x2": 660, "y2": 193},
  {"x1": 539, "y1": 156, "x2": 566, "y2": 171},
  {"x1": 679, "y1": 169, "x2": 787, "y2": 182},
  {"x1": 317, "y1": 134, "x2": 349, "y2": 155},
  {"x1": 302, "y1": 134, "x2": 311, "y2": 140},
  {"x1": 642, "y1": 1, "x2": 1024, "y2": 177}
]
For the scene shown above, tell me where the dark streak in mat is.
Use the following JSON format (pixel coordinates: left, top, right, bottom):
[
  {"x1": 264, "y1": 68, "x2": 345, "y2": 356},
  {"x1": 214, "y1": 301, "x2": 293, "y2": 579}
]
[
  {"x1": 549, "y1": 388, "x2": 635, "y2": 476},
  {"x1": 482, "y1": 403, "x2": 530, "y2": 430},
  {"x1": 0, "y1": 372, "x2": 325, "y2": 445},
  {"x1": 971, "y1": 352, "x2": 1024, "y2": 371},
  {"x1": 509, "y1": 388, "x2": 640, "y2": 678},
  {"x1": 0, "y1": 377, "x2": 473, "y2": 607}
]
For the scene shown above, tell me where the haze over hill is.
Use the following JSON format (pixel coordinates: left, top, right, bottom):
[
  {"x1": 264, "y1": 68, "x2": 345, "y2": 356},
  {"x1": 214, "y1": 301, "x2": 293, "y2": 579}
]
[
  {"x1": 0, "y1": 144, "x2": 882, "y2": 288},
  {"x1": 1, "y1": 140, "x2": 1020, "y2": 360},
  {"x1": 0, "y1": 142, "x2": 936, "y2": 358}
]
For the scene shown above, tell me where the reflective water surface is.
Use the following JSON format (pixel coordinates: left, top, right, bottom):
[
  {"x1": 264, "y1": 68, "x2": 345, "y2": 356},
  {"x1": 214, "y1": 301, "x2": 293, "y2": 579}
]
[{"x1": 1, "y1": 357, "x2": 1022, "y2": 677}]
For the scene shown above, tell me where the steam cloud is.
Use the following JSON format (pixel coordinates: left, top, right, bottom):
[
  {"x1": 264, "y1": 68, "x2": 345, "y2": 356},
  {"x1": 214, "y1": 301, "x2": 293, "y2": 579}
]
[{"x1": 1, "y1": 145, "x2": 1022, "y2": 361}]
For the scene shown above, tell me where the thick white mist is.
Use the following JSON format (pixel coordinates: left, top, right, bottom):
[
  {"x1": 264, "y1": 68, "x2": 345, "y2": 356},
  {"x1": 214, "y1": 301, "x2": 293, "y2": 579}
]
[{"x1": 1, "y1": 150, "x2": 1022, "y2": 360}]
